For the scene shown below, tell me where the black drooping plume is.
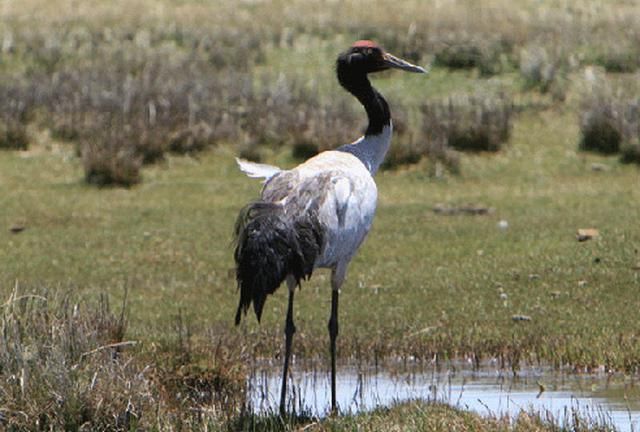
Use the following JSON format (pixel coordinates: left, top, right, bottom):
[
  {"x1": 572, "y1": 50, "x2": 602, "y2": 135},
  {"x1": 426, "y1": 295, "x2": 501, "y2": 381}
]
[{"x1": 234, "y1": 201, "x2": 323, "y2": 324}]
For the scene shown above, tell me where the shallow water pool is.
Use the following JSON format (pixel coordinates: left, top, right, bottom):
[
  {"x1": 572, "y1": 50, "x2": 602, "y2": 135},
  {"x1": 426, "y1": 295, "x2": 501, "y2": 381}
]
[{"x1": 248, "y1": 363, "x2": 640, "y2": 431}]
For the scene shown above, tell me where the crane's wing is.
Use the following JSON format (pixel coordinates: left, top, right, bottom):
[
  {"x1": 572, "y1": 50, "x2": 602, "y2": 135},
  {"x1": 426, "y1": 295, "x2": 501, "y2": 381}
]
[{"x1": 235, "y1": 157, "x2": 282, "y2": 181}]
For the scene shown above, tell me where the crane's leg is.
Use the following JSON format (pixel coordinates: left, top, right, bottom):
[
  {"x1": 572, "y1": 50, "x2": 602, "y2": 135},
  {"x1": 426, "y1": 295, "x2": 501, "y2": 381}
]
[
  {"x1": 279, "y1": 277, "x2": 296, "y2": 417},
  {"x1": 328, "y1": 264, "x2": 346, "y2": 415}
]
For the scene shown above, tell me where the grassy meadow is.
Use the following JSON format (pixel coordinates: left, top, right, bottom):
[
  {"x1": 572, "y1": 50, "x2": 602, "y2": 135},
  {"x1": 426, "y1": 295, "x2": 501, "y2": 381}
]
[{"x1": 1, "y1": 0, "x2": 640, "y2": 430}]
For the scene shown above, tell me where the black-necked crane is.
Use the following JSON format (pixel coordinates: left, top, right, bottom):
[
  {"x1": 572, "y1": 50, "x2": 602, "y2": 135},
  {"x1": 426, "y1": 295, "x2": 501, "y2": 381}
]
[{"x1": 233, "y1": 40, "x2": 426, "y2": 415}]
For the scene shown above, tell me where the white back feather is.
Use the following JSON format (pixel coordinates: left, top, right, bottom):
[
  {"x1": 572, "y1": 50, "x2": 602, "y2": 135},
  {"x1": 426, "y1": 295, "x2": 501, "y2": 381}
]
[{"x1": 235, "y1": 158, "x2": 282, "y2": 181}]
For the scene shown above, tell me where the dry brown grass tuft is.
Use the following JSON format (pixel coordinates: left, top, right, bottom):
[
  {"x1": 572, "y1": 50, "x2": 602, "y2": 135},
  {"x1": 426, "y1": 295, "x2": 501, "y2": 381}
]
[
  {"x1": 239, "y1": 75, "x2": 360, "y2": 161},
  {"x1": 81, "y1": 130, "x2": 144, "y2": 188},
  {"x1": 0, "y1": 122, "x2": 29, "y2": 151},
  {"x1": 519, "y1": 45, "x2": 569, "y2": 99},
  {"x1": 421, "y1": 93, "x2": 514, "y2": 153},
  {"x1": 0, "y1": 286, "x2": 143, "y2": 430},
  {"x1": 382, "y1": 92, "x2": 513, "y2": 173},
  {"x1": 0, "y1": 286, "x2": 248, "y2": 430},
  {"x1": 578, "y1": 72, "x2": 640, "y2": 162},
  {"x1": 0, "y1": 82, "x2": 32, "y2": 150}
]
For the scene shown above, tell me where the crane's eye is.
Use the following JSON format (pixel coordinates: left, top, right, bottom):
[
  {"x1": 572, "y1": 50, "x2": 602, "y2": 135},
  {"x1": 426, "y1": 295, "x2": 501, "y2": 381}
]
[{"x1": 364, "y1": 48, "x2": 372, "y2": 55}]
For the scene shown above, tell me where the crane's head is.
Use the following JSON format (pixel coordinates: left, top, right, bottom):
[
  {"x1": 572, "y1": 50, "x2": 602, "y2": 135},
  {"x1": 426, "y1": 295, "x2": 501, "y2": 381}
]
[{"x1": 337, "y1": 40, "x2": 427, "y2": 77}]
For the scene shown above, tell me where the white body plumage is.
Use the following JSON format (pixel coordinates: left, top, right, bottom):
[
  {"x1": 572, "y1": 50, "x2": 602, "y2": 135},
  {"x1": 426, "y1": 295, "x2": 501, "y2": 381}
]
[
  {"x1": 280, "y1": 150, "x2": 376, "y2": 269},
  {"x1": 236, "y1": 124, "x2": 392, "y2": 273}
]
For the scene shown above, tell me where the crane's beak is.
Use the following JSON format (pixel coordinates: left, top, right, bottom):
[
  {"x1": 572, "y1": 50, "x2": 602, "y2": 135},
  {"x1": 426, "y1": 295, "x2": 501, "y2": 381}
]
[{"x1": 383, "y1": 52, "x2": 428, "y2": 73}]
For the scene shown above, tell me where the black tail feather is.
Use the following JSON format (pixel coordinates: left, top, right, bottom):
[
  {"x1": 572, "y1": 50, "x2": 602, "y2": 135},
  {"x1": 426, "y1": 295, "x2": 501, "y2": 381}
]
[{"x1": 234, "y1": 201, "x2": 323, "y2": 324}]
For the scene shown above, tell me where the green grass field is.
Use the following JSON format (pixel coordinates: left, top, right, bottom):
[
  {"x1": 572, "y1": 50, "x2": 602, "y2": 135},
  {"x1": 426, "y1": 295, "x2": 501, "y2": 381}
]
[
  {"x1": 3, "y1": 105, "x2": 639, "y2": 369},
  {"x1": 1, "y1": 0, "x2": 640, "y2": 430}
]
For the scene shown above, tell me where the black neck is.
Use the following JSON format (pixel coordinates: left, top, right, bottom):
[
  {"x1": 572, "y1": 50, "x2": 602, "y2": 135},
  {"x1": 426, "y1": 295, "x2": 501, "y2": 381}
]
[{"x1": 337, "y1": 68, "x2": 390, "y2": 136}]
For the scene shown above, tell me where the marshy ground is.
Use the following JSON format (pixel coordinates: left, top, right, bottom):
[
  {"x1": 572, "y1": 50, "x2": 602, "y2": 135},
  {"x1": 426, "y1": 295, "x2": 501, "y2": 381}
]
[{"x1": 1, "y1": 0, "x2": 639, "y2": 430}]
